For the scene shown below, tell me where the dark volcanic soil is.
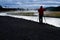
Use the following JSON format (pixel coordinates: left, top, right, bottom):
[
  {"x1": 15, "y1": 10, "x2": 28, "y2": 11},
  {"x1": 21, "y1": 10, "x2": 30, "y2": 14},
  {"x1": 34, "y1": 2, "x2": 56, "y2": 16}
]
[{"x1": 0, "y1": 16, "x2": 60, "y2": 40}]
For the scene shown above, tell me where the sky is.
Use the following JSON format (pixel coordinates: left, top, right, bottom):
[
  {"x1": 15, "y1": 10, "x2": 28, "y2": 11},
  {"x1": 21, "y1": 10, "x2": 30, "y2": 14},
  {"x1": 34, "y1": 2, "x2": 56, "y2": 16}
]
[{"x1": 0, "y1": 0, "x2": 60, "y2": 8}]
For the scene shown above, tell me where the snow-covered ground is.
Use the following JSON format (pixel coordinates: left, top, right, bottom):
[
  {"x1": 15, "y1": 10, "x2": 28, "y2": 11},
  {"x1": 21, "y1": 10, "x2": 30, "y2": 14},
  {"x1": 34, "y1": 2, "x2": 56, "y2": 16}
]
[{"x1": 0, "y1": 12, "x2": 60, "y2": 27}]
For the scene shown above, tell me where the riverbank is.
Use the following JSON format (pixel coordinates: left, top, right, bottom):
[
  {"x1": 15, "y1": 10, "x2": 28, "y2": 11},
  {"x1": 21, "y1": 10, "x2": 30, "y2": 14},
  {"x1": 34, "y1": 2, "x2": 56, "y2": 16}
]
[
  {"x1": 44, "y1": 11, "x2": 60, "y2": 18},
  {"x1": 0, "y1": 16, "x2": 60, "y2": 40},
  {"x1": 44, "y1": 16, "x2": 60, "y2": 18}
]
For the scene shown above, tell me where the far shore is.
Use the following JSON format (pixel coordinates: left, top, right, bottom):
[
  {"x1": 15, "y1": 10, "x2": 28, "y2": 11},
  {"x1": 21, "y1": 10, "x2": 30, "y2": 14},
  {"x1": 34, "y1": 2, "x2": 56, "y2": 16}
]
[{"x1": 0, "y1": 10, "x2": 60, "y2": 18}]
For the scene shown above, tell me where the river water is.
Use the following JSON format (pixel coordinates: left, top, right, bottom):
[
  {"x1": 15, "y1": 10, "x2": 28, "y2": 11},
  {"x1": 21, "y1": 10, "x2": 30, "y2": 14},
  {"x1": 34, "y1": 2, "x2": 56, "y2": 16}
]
[{"x1": 0, "y1": 12, "x2": 60, "y2": 27}]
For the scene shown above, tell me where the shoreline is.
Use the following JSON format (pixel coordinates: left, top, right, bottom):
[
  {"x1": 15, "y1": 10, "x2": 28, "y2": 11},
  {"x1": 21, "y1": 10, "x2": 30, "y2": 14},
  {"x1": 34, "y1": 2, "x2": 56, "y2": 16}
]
[{"x1": 44, "y1": 16, "x2": 60, "y2": 18}]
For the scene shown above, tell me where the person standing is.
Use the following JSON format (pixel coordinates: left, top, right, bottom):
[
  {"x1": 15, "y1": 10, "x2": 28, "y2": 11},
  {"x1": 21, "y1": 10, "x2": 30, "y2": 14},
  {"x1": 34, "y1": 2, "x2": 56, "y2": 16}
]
[{"x1": 38, "y1": 6, "x2": 45, "y2": 23}]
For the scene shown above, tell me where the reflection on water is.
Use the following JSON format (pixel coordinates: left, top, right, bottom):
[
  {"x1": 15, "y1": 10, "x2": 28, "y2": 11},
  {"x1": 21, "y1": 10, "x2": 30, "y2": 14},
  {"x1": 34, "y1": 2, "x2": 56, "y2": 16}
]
[
  {"x1": 43, "y1": 17, "x2": 60, "y2": 27},
  {"x1": 0, "y1": 13, "x2": 60, "y2": 27}
]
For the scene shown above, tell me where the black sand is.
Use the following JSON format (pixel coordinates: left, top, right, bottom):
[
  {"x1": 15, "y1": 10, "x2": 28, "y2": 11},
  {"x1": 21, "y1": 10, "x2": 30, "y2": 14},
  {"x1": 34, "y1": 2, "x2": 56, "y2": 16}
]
[{"x1": 0, "y1": 16, "x2": 60, "y2": 40}]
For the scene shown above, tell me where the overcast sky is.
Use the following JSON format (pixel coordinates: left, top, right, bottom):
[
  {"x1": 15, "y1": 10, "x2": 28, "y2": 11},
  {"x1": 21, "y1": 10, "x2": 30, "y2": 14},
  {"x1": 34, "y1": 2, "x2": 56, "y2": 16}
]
[{"x1": 0, "y1": 0, "x2": 60, "y2": 8}]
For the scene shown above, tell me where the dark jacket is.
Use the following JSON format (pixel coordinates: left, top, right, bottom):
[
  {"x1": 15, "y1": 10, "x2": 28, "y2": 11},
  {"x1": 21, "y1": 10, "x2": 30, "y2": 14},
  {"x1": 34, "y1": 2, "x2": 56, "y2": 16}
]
[{"x1": 38, "y1": 6, "x2": 45, "y2": 16}]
